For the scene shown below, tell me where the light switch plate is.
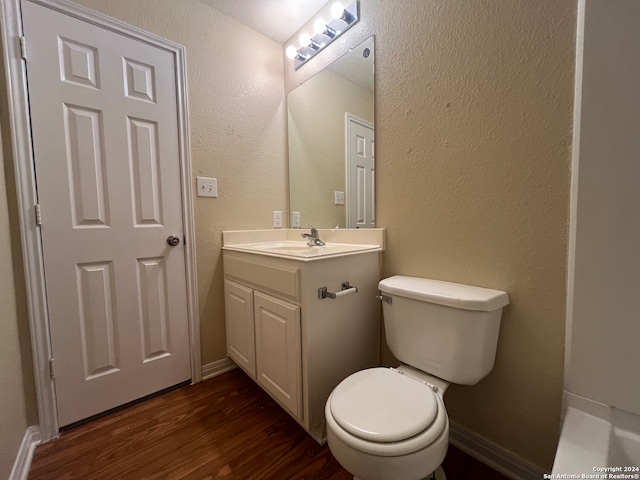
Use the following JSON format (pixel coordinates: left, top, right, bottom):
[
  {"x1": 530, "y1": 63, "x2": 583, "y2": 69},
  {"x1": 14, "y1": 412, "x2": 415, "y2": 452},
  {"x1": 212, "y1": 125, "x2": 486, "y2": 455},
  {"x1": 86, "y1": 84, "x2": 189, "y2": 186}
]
[
  {"x1": 334, "y1": 191, "x2": 345, "y2": 205},
  {"x1": 196, "y1": 176, "x2": 218, "y2": 197}
]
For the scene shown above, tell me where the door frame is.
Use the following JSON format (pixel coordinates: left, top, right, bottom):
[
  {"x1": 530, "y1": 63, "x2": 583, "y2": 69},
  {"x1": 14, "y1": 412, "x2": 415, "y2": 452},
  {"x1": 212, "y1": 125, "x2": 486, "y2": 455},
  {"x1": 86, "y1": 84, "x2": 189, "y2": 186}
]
[
  {"x1": 0, "y1": 0, "x2": 201, "y2": 441},
  {"x1": 345, "y1": 113, "x2": 374, "y2": 228}
]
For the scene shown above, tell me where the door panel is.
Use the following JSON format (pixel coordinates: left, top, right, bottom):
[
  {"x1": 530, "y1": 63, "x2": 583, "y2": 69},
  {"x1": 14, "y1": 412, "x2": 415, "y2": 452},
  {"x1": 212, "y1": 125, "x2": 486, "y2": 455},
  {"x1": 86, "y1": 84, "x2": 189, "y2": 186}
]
[
  {"x1": 22, "y1": 0, "x2": 191, "y2": 426},
  {"x1": 65, "y1": 105, "x2": 110, "y2": 227},
  {"x1": 137, "y1": 257, "x2": 171, "y2": 362},
  {"x1": 128, "y1": 118, "x2": 164, "y2": 226},
  {"x1": 76, "y1": 261, "x2": 119, "y2": 379}
]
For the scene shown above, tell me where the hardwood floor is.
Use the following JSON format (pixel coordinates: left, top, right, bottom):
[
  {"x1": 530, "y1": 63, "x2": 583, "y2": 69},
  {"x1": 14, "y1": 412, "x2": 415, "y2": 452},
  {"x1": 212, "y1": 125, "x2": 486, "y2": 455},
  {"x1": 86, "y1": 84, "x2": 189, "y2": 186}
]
[{"x1": 29, "y1": 368, "x2": 509, "y2": 480}]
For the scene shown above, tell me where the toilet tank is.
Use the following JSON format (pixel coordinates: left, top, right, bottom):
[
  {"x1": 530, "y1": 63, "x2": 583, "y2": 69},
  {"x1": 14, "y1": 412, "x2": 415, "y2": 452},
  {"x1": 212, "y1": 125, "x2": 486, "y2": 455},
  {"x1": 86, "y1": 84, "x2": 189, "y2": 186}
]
[{"x1": 378, "y1": 276, "x2": 509, "y2": 385}]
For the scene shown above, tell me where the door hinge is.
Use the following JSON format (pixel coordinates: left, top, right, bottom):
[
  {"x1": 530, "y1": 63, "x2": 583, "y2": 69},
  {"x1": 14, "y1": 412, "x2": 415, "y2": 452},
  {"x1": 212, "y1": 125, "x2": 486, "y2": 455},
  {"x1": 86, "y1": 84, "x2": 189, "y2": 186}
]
[
  {"x1": 19, "y1": 35, "x2": 27, "y2": 60},
  {"x1": 35, "y1": 204, "x2": 42, "y2": 226},
  {"x1": 48, "y1": 358, "x2": 55, "y2": 379}
]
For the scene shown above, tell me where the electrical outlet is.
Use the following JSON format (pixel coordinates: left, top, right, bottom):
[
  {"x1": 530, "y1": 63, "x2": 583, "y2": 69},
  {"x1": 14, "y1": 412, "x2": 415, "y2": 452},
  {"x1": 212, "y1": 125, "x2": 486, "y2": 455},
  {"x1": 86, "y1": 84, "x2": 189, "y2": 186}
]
[
  {"x1": 273, "y1": 211, "x2": 283, "y2": 228},
  {"x1": 334, "y1": 191, "x2": 345, "y2": 205},
  {"x1": 292, "y1": 211, "x2": 301, "y2": 228},
  {"x1": 196, "y1": 176, "x2": 218, "y2": 197}
]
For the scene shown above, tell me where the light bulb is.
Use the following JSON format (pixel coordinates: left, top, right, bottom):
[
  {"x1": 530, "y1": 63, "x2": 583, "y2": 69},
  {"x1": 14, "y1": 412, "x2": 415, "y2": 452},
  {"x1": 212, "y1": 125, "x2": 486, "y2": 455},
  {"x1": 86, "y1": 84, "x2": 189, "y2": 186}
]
[
  {"x1": 331, "y1": 2, "x2": 345, "y2": 19},
  {"x1": 299, "y1": 32, "x2": 312, "y2": 47},
  {"x1": 285, "y1": 46, "x2": 298, "y2": 59},
  {"x1": 313, "y1": 18, "x2": 327, "y2": 34}
]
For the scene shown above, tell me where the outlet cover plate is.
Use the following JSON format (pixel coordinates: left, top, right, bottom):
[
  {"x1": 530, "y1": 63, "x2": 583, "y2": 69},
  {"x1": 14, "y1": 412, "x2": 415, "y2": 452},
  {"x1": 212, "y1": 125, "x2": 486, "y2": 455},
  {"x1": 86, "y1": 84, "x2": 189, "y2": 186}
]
[
  {"x1": 292, "y1": 211, "x2": 301, "y2": 228},
  {"x1": 273, "y1": 210, "x2": 283, "y2": 228}
]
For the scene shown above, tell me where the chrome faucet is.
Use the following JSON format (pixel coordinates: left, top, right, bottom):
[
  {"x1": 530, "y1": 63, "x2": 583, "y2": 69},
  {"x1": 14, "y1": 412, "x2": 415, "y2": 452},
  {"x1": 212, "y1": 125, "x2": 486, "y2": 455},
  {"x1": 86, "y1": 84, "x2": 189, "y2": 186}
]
[{"x1": 301, "y1": 225, "x2": 326, "y2": 246}]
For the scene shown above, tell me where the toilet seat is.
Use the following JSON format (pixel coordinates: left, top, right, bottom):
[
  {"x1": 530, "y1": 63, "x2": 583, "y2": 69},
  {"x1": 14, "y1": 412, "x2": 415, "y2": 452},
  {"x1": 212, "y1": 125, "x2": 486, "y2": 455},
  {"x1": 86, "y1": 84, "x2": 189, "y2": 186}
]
[
  {"x1": 330, "y1": 368, "x2": 439, "y2": 442},
  {"x1": 326, "y1": 367, "x2": 448, "y2": 457}
]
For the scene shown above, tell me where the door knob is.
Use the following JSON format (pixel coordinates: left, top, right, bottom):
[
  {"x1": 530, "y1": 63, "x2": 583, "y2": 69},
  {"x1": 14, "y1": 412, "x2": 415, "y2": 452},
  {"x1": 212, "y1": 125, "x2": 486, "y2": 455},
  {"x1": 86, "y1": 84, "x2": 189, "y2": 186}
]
[{"x1": 167, "y1": 235, "x2": 180, "y2": 247}]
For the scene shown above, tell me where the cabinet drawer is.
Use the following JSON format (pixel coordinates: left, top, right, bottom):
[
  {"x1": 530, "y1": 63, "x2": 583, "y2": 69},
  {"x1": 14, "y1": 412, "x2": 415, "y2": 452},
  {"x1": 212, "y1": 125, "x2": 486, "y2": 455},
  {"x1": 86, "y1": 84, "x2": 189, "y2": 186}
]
[{"x1": 224, "y1": 254, "x2": 301, "y2": 301}]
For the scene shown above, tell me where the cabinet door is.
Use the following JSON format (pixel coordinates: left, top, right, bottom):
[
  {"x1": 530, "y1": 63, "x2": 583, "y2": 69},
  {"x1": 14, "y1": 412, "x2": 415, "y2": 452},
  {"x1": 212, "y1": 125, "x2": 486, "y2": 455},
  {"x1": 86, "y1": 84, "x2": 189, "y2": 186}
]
[
  {"x1": 254, "y1": 291, "x2": 301, "y2": 419},
  {"x1": 224, "y1": 280, "x2": 255, "y2": 378}
]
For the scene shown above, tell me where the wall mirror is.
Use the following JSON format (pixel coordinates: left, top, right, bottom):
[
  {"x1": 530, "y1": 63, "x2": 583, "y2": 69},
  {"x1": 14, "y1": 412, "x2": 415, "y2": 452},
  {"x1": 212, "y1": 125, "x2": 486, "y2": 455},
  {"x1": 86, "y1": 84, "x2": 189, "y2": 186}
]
[{"x1": 288, "y1": 36, "x2": 375, "y2": 229}]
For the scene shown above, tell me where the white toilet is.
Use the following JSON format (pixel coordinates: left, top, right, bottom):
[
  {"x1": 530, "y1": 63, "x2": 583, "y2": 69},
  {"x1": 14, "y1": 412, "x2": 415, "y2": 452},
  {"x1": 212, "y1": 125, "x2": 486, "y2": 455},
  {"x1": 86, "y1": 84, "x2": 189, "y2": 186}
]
[{"x1": 325, "y1": 275, "x2": 509, "y2": 480}]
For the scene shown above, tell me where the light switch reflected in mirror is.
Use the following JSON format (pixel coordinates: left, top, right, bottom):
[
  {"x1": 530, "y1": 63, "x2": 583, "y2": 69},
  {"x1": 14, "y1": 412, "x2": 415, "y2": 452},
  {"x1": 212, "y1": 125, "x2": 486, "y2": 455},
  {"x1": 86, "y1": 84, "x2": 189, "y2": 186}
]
[{"x1": 288, "y1": 36, "x2": 375, "y2": 229}]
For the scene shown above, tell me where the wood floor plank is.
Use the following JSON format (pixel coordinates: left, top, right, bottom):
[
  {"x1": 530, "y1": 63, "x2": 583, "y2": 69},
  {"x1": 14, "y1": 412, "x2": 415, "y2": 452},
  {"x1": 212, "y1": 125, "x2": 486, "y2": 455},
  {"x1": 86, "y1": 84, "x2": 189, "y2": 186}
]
[{"x1": 29, "y1": 368, "x2": 509, "y2": 480}]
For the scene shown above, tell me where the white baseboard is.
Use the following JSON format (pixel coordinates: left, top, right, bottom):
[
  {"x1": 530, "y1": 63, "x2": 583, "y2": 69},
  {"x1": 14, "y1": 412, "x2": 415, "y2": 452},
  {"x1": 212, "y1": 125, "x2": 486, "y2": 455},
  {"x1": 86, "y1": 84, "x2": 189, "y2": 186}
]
[
  {"x1": 449, "y1": 423, "x2": 545, "y2": 480},
  {"x1": 9, "y1": 426, "x2": 41, "y2": 480},
  {"x1": 201, "y1": 357, "x2": 237, "y2": 381}
]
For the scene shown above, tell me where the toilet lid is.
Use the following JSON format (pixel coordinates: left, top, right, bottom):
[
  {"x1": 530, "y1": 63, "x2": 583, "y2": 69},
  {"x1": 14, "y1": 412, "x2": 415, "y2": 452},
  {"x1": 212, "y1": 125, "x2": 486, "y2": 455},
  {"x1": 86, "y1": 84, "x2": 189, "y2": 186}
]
[{"x1": 329, "y1": 368, "x2": 439, "y2": 443}]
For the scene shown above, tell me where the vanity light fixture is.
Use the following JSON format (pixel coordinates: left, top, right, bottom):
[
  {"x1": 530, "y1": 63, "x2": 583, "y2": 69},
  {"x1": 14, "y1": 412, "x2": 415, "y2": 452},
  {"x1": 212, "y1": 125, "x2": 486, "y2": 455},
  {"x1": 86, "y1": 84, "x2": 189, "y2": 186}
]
[
  {"x1": 285, "y1": 1, "x2": 359, "y2": 70},
  {"x1": 314, "y1": 18, "x2": 336, "y2": 39},
  {"x1": 299, "y1": 32, "x2": 321, "y2": 51}
]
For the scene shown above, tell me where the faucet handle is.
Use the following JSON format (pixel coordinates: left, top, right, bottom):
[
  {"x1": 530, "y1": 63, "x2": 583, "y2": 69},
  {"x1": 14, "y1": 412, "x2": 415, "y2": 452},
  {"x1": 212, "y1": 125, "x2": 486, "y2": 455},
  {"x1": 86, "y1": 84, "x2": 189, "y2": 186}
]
[{"x1": 305, "y1": 224, "x2": 318, "y2": 234}]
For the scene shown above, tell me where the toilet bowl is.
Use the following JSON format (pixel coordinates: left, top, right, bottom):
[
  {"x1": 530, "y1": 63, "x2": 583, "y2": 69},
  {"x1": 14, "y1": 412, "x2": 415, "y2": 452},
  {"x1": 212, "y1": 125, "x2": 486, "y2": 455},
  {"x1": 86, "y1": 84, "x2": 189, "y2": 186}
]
[
  {"x1": 325, "y1": 276, "x2": 509, "y2": 480},
  {"x1": 326, "y1": 367, "x2": 449, "y2": 480}
]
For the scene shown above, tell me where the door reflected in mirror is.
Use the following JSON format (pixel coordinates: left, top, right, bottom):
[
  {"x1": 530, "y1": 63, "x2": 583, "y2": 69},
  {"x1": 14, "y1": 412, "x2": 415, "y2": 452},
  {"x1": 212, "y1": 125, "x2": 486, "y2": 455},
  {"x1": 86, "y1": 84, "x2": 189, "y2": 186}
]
[{"x1": 288, "y1": 36, "x2": 375, "y2": 228}]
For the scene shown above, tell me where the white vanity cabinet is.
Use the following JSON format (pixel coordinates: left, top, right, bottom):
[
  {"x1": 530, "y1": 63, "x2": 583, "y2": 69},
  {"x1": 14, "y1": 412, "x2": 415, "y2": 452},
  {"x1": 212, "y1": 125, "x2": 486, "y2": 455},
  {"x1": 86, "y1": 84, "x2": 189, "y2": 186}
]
[{"x1": 222, "y1": 248, "x2": 380, "y2": 443}]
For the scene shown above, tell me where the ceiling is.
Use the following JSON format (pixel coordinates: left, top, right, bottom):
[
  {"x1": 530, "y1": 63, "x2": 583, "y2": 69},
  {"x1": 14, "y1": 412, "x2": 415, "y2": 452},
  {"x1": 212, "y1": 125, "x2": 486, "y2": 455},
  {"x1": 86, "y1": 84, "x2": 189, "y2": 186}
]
[{"x1": 199, "y1": 0, "x2": 330, "y2": 44}]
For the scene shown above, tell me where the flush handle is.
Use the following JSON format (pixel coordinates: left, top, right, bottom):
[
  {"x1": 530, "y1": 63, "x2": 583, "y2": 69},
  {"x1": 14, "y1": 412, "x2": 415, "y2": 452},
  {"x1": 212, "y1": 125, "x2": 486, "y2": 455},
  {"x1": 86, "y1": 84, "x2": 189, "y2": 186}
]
[{"x1": 376, "y1": 294, "x2": 392, "y2": 304}]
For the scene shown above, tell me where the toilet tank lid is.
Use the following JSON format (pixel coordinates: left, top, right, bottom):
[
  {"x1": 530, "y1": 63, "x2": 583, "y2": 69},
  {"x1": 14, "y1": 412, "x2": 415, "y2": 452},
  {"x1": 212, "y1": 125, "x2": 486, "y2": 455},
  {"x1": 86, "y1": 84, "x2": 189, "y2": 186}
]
[{"x1": 378, "y1": 276, "x2": 509, "y2": 312}]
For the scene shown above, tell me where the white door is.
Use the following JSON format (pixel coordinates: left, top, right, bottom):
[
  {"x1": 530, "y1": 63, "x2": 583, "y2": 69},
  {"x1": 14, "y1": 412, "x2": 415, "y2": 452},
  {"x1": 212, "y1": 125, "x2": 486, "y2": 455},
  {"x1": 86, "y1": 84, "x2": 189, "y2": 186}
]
[
  {"x1": 22, "y1": 1, "x2": 191, "y2": 426},
  {"x1": 346, "y1": 114, "x2": 375, "y2": 228}
]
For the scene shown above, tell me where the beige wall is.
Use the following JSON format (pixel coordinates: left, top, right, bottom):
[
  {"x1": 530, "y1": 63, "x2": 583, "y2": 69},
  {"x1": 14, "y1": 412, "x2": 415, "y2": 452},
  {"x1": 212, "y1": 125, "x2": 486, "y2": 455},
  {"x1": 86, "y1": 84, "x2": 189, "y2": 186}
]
[
  {"x1": 0, "y1": 135, "x2": 29, "y2": 477},
  {"x1": 289, "y1": 69, "x2": 373, "y2": 228},
  {"x1": 286, "y1": 0, "x2": 575, "y2": 470},
  {"x1": 69, "y1": 0, "x2": 287, "y2": 365},
  {"x1": 0, "y1": 22, "x2": 40, "y2": 471}
]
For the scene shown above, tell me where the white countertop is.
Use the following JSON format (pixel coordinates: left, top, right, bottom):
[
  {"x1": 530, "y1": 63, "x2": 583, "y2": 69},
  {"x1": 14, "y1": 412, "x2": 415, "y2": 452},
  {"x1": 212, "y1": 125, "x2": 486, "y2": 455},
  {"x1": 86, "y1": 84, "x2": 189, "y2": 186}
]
[{"x1": 222, "y1": 228, "x2": 385, "y2": 260}]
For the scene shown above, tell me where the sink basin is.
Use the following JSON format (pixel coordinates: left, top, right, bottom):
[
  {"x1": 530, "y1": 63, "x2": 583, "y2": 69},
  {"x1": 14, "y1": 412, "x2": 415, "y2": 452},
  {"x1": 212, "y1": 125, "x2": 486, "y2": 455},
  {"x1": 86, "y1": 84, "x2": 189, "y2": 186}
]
[
  {"x1": 222, "y1": 240, "x2": 381, "y2": 259},
  {"x1": 266, "y1": 245, "x2": 316, "y2": 252}
]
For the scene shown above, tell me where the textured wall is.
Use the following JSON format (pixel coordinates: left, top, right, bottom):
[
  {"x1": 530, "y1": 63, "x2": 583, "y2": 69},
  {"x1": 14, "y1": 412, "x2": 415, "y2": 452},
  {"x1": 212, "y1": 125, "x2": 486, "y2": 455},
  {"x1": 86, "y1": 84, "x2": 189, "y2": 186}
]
[
  {"x1": 285, "y1": 0, "x2": 575, "y2": 470},
  {"x1": 0, "y1": 136, "x2": 29, "y2": 478},
  {"x1": 71, "y1": 0, "x2": 287, "y2": 365},
  {"x1": 288, "y1": 69, "x2": 373, "y2": 228}
]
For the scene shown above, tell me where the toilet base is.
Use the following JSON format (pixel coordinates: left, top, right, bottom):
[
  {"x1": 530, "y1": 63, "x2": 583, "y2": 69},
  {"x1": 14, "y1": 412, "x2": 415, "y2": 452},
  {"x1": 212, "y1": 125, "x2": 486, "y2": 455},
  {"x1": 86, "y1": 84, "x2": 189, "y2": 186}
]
[
  {"x1": 429, "y1": 466, "x2": 447, "y2": 480},
  {"x1": 353, "y1": 466, "x2": 446, "y2": 480}
]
